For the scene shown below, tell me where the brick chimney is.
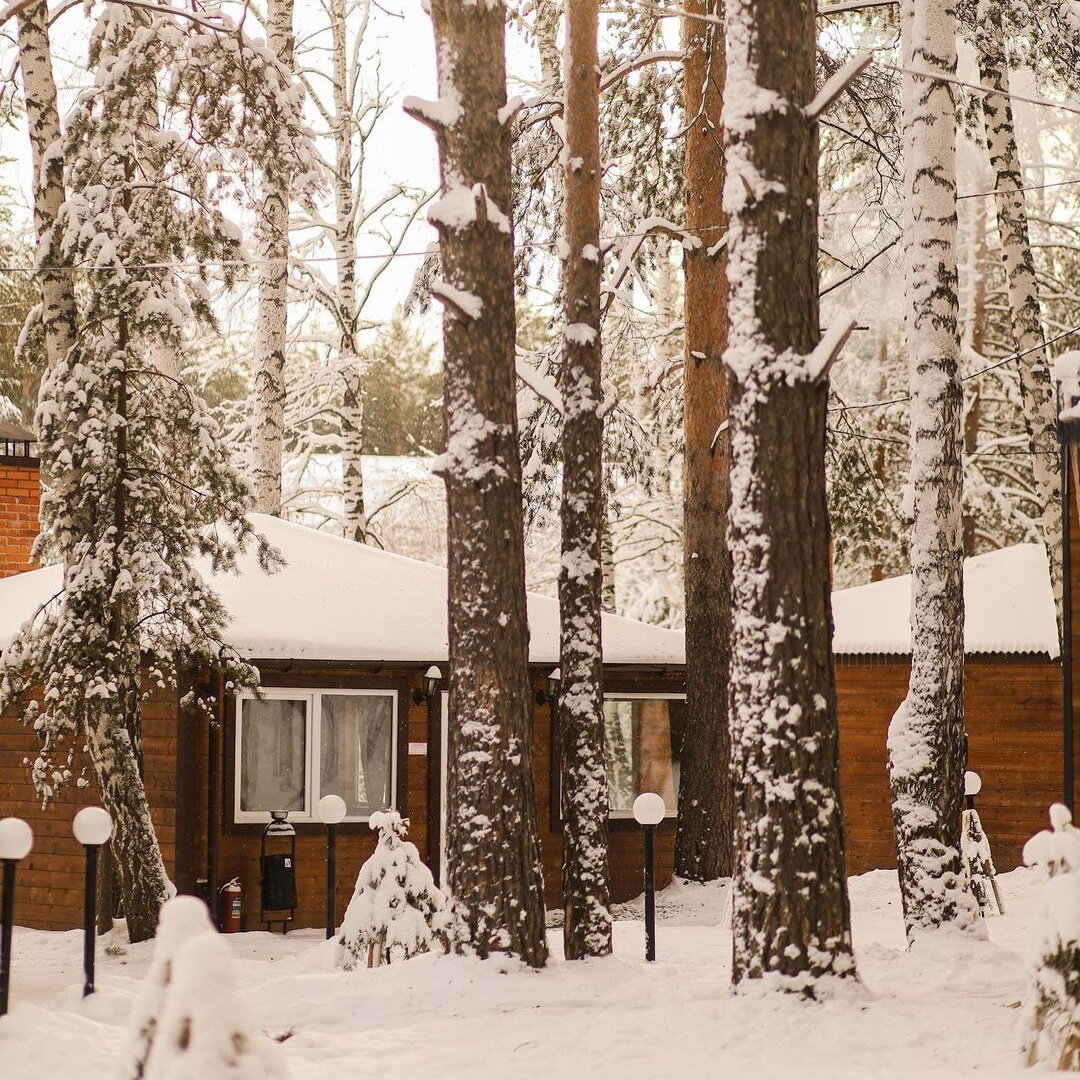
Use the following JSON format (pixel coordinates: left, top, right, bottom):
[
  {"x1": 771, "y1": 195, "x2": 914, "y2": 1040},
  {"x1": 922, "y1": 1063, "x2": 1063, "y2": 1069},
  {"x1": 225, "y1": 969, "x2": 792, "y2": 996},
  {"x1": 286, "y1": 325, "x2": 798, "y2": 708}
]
[{"x1": 0, "y1": 420, "x2": 40, "y2": 579}]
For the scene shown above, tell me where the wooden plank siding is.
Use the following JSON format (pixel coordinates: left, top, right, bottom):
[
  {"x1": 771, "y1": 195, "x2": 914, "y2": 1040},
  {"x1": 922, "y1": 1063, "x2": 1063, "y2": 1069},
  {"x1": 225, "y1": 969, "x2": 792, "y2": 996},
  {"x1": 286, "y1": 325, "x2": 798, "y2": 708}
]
[{"x1": 0, "y1": 654, "x2": 1065, "y2": 930}]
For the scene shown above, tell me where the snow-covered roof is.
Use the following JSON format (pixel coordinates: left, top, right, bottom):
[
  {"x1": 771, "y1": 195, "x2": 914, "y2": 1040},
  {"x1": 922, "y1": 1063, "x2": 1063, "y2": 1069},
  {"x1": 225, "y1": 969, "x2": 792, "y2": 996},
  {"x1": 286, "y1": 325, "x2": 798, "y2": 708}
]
[
  {"x1": 0, "y1": 524, "x2": 1058, "y2": 665},
  {"x1": 831, "y1": 543, "x2": 1059, "y2": 658},
  {"x1": 0, "y1": 514, "x2": 683, "y2": 667}
]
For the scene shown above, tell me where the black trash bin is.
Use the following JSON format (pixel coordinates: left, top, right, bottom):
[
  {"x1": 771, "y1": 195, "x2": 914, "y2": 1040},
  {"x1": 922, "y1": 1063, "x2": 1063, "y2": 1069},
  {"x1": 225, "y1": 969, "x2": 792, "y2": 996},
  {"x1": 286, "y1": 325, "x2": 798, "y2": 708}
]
[{"x1": 260, "y1": 812, "x2": 297, "y2": 933}]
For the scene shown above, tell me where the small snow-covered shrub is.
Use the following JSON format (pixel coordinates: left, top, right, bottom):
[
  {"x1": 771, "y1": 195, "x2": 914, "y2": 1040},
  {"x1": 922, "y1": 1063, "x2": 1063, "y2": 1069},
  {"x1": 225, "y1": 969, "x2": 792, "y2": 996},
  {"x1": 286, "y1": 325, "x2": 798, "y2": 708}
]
[
  {"x1": 118, "y1": 895, "x2": 216, "y2": 1080},
  {"x1": 336, "y1": 811, "x2": 446, "y2": 969},
  {"x1": 1020, "y1": 804, "x2": 1080, "y2": 1069},
  {"x1": 962, "y1": 807, "x2": 1002, "y2": 916},
  {"x1": 143, "y1": 933, "x2": 286, "y2": 1080}
]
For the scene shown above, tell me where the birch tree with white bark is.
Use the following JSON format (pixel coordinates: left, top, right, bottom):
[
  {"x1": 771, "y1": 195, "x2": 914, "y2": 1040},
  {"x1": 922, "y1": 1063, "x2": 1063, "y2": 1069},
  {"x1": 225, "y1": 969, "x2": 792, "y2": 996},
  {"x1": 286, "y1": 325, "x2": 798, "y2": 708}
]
[
  {"x1": 887, "y1": 0, "x2": 980, "y2": 942},
  {"x1": 251, "y1": 0, "x2": 296, "y2": 516}
]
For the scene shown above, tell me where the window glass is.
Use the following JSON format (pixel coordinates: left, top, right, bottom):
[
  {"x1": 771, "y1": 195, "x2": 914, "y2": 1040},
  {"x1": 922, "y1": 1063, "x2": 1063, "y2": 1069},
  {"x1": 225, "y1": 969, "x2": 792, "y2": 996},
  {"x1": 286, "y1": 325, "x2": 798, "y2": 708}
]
[
  {"x1": 239, "y1": 698, "x2": 307, "y2": 813},
  {"x1": 321, "y1": 694, "x2": 394, "y2": 817},
  {"x1": 604, "y1": 698, "x2": 685, "y2": 815}
]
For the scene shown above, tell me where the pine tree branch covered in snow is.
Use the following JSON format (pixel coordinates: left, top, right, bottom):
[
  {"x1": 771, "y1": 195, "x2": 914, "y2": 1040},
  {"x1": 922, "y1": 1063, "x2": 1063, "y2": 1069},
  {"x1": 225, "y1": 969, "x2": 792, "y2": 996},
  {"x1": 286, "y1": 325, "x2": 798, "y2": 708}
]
[
  {"x1": 887, "y1": 0, "x2": 980, "y2": 943},
  {"x1": 336, "y1": 811, "x2": 446, "y2": 969},
  {"x1": 1021, "y1": 805, "x2": 1080, "y2": 1070},
  {"x1": 408, "y1": 0, "x2": 548, "y2": 969},
  {"x1": 723, "y1": 0, "x2": 856, "y2": 991},
  {"x1": 558, "y1": 0, "x2": 612, "y2": 961},
  {"x1": 0, "y1": 0, "x2": 319, "y2": 942}
]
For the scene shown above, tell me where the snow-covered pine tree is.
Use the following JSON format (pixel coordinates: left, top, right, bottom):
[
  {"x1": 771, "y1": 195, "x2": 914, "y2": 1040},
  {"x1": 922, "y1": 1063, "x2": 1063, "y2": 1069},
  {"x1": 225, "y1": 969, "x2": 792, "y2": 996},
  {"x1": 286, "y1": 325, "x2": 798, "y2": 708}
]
[
  {"x1": 723, "y1": 0, "x2": 857, "y2": 991},
  {"x1": 119, "y1": 895, "x2": 217, "y2": 1080},
  {"x1": 405, "y1": 0, "x2": 548, "y2": 968},
  {"x1": 887, "y1": 0, "x2": 981, "y2": 943},
  {"x1": 675, "y1": 0, "x2": 733, "y2": 885},
  {"x1": 0, "y1": 2, "x2": 318, "y2": 942},
  {"x1": 250, "y1": 0, "x2": 296, "y2": 517},
  {"x1": 143, "y1": 931, "x2": 286, "y2": 1080},
  {"x1": 973, "y1": 1, "x2": 1063, "y2": 639},
  {"x1": 1020, "y1": 805, "x2": 1080, "y2": 1069},
  {"x1": 558, "y1": 0, "x2": 612, "y2": 961},
  {"x1": 336, "y1": 811, "x2": 445, "y2": 969}
]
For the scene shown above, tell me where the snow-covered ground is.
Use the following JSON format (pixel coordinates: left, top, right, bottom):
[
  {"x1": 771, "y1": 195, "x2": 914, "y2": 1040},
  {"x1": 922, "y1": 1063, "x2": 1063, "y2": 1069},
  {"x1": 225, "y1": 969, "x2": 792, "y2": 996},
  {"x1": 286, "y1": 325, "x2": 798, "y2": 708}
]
[{"x1": 2, "y1": 867, "x2": 1047, "y2": 1079}]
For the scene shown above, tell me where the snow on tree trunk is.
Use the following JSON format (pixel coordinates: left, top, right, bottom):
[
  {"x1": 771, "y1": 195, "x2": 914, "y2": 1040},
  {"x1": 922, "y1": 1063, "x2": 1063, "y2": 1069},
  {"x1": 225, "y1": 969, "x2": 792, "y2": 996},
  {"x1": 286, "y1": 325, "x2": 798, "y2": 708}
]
[
  {"x1": 675, "y1": 0, "x2": 733, "y2": 885},
  {"x1": 976, "y1": 10, "x2": 1063, "y2": 641},
  {"x1": 1020, "y1": 805, "x2": 1080, "y2": 1069},
  {"x1": 888, "y1": 0, "x2": 980, "y2": 943},
  {"x1": 406, "y1": 0, "x2": 548, "y2": 968},
  {"x1": 251, "y1": 0, "x2": 295, "y2": 517},
  {"x1": 15, "y1": 2, "x2": 77, "y2": 373},
  {"x1": 336, "y1": 811, "x2": 446, "y2": 969},
  {"x1": 558, "y1": 0, "x2": 612, "y2": 962},
  {"x1": 143, "y1": 932, "x2": 287, "y2": 1080},
  {"x1": 119, "y1": 895, "x2": 216, "y2": 1080},
  {"x1": 723, "y1": 0, "x2": 856, "y2": 991},
  {"x1": 331, "y1": 0, "x2": 367, "y2": 544}
]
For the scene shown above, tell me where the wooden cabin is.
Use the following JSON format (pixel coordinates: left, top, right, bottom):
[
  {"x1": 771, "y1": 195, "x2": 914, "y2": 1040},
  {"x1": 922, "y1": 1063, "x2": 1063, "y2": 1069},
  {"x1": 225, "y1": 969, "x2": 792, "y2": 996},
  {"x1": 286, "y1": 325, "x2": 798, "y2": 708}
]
[{"x1": 0, "y1": 432, "x2": 1069, "y2": 931}]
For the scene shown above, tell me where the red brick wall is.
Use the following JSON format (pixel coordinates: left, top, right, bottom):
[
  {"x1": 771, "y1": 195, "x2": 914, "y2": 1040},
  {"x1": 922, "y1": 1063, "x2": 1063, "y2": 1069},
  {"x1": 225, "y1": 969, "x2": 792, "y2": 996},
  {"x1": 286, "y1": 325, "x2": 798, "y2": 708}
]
[{"x1": 0, "y1": 458, "x2": 40, "y2": 578}]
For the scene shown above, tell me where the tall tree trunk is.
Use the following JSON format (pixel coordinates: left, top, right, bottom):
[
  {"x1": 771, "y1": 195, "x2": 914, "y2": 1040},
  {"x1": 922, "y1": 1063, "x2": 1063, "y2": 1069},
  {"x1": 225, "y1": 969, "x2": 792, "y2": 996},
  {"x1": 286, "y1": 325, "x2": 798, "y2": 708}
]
[
  {"x1": 16, "y1": 2, "x2": 76, "y2": 372},
  {"x1": 962, "y1": 194, "x2": 987, "y2": 558},
  {"x1": 977, "y1": 14, "x2": 1063, "y2": 639},
  {"x1": 675, "y1": 0, "x2": 733, "y2": 884},
  {"x1": 558, "y1": 0, "x2": 611, "y2": 961},
  {"x1": 888, "y1": 0, "x2": 979, "y2": 941},
  {"x1": 724, "y1": 0, "x2": 856, "y2": 990},
  {"x1": 331, "y1": 0, "x2": 367, "y2": 543},
  {"x1": 251, "y1": 0, "x2": 294, "y2": 516},
  {"x1": 408, "y1": 0, "x2": 547, "y2": 968}
]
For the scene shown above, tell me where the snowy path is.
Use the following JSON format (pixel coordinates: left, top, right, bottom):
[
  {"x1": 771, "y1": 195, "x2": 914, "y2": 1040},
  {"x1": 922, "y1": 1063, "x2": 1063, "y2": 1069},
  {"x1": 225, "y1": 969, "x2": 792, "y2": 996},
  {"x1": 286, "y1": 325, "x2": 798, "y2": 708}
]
[{"x1": 2, "y1": 868, "x2": 1043, "y2": 1079}]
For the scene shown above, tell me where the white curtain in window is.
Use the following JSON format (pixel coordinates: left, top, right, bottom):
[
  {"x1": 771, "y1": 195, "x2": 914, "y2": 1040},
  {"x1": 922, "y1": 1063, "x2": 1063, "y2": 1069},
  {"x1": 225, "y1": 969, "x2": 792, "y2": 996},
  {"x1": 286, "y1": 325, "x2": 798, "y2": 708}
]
[
  {"x1": 240, "y1": 698, "x2": 307, "y2": 813},
  {"x1": 320, "y1": 694, "x2": 394, "y2": 816}
]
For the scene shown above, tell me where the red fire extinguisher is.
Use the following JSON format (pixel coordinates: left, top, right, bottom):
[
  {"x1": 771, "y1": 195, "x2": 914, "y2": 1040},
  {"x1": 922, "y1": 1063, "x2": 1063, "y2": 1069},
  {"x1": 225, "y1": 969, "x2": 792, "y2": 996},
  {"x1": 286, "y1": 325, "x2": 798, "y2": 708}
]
[{"x1": 219, "y1": 878, "x2": 242, "y2": 933}]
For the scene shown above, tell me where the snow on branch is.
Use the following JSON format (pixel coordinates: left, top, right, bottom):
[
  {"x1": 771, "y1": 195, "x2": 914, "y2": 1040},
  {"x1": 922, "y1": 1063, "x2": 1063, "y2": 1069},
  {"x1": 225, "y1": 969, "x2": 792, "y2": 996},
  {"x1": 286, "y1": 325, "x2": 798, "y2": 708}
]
[
  {"x1": 804, "y1": 315, "x2": 858, "y2": 382},
  {"x1": 403, "y1": 93, "x2": 462, "y2": 130},
  {"x1": 804, "y1": 53, "x2": 874, "y2": 121},
  {"x1": 430, "y1": 279, "x2": 482, "y2": 321},
  {"x1": 516, "y1": 355, "x2": 564, "y2": 414}
]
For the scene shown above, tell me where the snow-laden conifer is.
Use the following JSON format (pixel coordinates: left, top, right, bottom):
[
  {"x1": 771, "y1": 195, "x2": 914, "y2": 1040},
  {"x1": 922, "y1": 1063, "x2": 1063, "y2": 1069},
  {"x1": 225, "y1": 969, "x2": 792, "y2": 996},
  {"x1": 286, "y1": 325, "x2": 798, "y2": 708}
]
[
  {"x1": 142, "y1": 932, "x2": 286, "y2": 1080},
  {"x1": 0, "y1": 0, "x2": 319, "y2": 942},
  {"x1": 119, "y1": 895, "x2": 216, "y2": 1080},
  {"x1": 335, "y1": 811, "x2": 446, "y2": 970},
  {"x1": 1020, "y1": 805, "x2": 1080, "y2": 1069}
]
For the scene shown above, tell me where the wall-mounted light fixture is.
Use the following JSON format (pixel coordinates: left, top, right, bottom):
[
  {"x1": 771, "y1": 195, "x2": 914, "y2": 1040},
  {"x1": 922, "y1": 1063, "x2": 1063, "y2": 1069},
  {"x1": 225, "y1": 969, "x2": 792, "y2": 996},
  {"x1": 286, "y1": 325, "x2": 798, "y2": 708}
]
[
  {"x1": 536, "y1": 667, "x2": 561, "y2": 707},
  {"x1": 414, "y1": 665, "x2": 444, "y2": 704}
]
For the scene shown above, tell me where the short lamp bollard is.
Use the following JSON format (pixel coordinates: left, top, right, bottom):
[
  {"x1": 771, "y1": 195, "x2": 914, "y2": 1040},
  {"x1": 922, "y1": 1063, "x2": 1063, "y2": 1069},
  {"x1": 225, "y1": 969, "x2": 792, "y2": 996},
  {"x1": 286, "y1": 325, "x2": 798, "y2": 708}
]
[
  {"x1": 73, "y1": 807, "x2": 113, "y2": 998},
  {"x1": 0, "y1": 817, "x2": 33, "y2": 1016},
  {"x1": 632, "y1": 793, "x2": 666, "y2": 963},
  {"x1": 318, "y1": 795, "x2": 347, "y2": 941}
]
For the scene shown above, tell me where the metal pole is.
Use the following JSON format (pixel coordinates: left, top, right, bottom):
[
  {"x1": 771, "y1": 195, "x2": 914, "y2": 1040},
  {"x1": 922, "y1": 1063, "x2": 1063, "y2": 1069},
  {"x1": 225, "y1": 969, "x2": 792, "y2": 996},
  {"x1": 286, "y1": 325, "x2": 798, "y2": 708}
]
[
  {"x1": 0, "y1": 859, "x2": 15, "y2": 1016},
  {"x1": 83, "y1": 844, "x2": 98, "y2": 997},
  {"x1": 325, "y1": 823, "x2": 337, "y2": 941},
  {"x1": 1063, "y1": 439, "x2": 1075, "y2": 812},
  {"x1": 644, "y1": 824, "x2": 656, "y2": 962}
]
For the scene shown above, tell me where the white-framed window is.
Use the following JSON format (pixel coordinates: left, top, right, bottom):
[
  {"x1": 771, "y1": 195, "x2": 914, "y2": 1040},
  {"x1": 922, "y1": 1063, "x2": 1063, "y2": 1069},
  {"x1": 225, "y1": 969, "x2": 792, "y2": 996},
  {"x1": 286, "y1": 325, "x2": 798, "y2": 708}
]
[
  {"x1": 234, "y1": 688, "x2": 398, "y2": 823},
  {"x1": 604, "y1": 693, "x2": 685, "y2": 819}
]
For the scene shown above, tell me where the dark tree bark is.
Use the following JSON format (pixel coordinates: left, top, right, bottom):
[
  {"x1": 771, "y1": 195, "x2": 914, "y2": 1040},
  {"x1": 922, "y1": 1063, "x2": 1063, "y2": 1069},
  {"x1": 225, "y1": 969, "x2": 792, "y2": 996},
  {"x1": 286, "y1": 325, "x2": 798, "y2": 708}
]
[
  {"x1": 888, "y1": 0, "x2": 978, "y2": 941},
  {"x1": 724, "y1": 0, "x2": 856, "y2": 990},
  {"x1": 675, "y1": 0, "x2": 733, "y2": 885},
  {"x1": 407, "y1": 0, "x2": 547, "y2": 968},
  {"x1": 558, "y1": 0, "x2": 612, "y2": 961}
]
